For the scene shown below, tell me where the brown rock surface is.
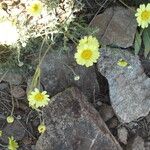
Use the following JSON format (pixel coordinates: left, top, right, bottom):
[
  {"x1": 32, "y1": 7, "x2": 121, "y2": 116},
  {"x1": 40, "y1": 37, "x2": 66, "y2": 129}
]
[
  {"x1": 90, "y1": 7, "x2": 137, "y2": 48},
  {"x1": 36, "y1": 87, "x2": 122, "y2": 150}
]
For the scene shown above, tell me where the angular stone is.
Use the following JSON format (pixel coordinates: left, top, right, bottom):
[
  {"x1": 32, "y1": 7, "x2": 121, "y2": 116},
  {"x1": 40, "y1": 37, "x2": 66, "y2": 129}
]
[
  {"x1": 97, "y1": 48, "x2": 150, "y2": 123},
  {"x1": 36, "y1": 87, "x2": 122, "y2": 150},
  {"x1": 90, "y1": 7, "x2": 137, "y2": 48},
  {"x1": 40, "y1": 49, "x2": 100, "y2": 100}
]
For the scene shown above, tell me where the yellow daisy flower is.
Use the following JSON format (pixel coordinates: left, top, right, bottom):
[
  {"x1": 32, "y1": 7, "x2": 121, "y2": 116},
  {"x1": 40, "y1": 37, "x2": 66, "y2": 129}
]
[
  {"x1": 135, "y1": 3, "x2": 150, "y2": 28},
  {"x1": 38, "y1": 123, "x2": 46, "y2": 134},
  {"x1": 117, "y1": 59, "x2": 128, "y2": 67},
  {"x1": 8, "y1": 136, "x2": 19, "y2": 150},
  {"x1": 74, "y1": 36, "x2": 100, "y2": 67},
  {"x1": 28, "y1": 88, "x2": 50, "y2": 108},
  {"x1": 27, "y1": 0, "x2": 43, "y2": 16}
]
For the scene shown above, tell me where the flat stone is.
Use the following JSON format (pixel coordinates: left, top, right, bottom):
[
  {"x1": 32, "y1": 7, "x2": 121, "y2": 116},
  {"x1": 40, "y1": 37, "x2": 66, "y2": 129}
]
[
  {"x1": 90, "y1": 7, "x2": 137, "y2": 48},
  {"x1": 97, "y1": 48, "x2": 150, "y2": 123},
  {"x1": 40, "y1": 49, "x2": 100, "y2": 100},
  {"x1": 36, "y1": 87, "x2": 122, "y2": 150}
]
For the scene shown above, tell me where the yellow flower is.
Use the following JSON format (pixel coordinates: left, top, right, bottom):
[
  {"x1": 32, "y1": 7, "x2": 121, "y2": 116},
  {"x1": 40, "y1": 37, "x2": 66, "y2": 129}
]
[
  {"x1": 28, "y1": 88, "x2": 50, "y2": 108},
  {"x1": 27, "y1": 0, "x2": 43, "y2": 16},
  {"x1": 135, "y1": 3, "x2": 150, "y2": 28},
  {"x1": 117, "y1": 59, "x2": 128, "y2": 67},
  {"x1": 7, "y1": 116, "x2": 14, "y2": 124},
  {"x1": 74, "y1": 36, "x2": 100, "y2": 67},
  {"x1": 8, "y1": 136, "x2": 19, "y2": 150},
  {"x1": 38, "y1": 123, "x2": 46, "y2": 134}
]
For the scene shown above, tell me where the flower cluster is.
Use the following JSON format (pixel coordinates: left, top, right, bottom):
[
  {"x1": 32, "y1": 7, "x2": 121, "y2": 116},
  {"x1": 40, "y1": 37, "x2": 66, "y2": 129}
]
[
  {"x1": 135, "y1": 3, "x2": 150, "y2": 28},
  {"x1": 0, "y1": 0, "x2": 80, "y2": 46}
]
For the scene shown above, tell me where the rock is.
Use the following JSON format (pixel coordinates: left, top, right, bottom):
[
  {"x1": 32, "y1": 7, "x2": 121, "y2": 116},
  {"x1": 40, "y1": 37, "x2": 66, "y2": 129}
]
[
  {"x1": 0, "y1": 72, "x2": 23, "y2": 85},
  {"x1": 36, "y1": 87, "x2": 122, "y2": 150},
  {"x1": 107, "y1": 117, "x2": 118, "y2": 129},
  {"x1": 127, "y1": 136, "x2": 145, "y2": 150},
  {"x1": 0, "y1": 120, "x2": 25, "y2": 143},
  {"x1": 117, "y1": 127, "x2": 128, "y2": 145},
  {"x1": 97, "y1": 48, "x2": 150, "y2": 123},
  {"x1": 99, "y1": 103, "x2": 115, "y2": 122},
  {"x1": 11, "y1": 86, "x2": 26, "y2": 99},
  {"x1": 90, "y1": 7, "x2": 137, "y2": 48},
  {"x1": 40, "y1": 49, "x2": 100, "y2": 100}
]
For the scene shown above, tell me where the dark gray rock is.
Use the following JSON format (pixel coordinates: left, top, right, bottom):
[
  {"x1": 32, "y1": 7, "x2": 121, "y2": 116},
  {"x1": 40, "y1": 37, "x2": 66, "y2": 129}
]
[
  {"x1": 107, "y1": 117, "x2": 118, "y2": 129},
  {"x1": 36, "y1": 87, "x2": 122, "y2": 150},
  {"x1": 90, "y1": 7, "x2": 137, "y2": 48},
  {"x1": 40, "y1": 50, "x2": 100, "y2": 100},
  {"x1": 99, "y1": 103, "x2": 115, "y2": 122},
  {"x1": 97, "y1": 48, "x2": 150, "y2": 123}
]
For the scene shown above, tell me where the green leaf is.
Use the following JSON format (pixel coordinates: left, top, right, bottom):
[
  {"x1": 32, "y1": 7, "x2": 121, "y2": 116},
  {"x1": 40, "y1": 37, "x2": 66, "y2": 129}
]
[
  {"x1": 134, "y1": 31, "x2": 142, "y2": 55},
  {"x1": 143, "y1": 26, "x2": 150, "y2": 58}
]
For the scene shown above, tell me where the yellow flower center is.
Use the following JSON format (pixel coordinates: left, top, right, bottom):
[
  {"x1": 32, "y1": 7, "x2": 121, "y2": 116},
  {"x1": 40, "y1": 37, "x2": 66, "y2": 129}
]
[
  {"x1": 39, "y1": 127, "x2": 44, "y2": 132},
  {"x1": 141, "y1": 10, "x2": 150, "y2": 21},
  {"x1": 32, "y1": 4, "x2": 39, "y2": 12},
  {"x1": 34, "y1": 93, "x2": 44, "y2": 101},
  {"x1": 81, "y1": 49, "x2": 92, "y2": 60}
]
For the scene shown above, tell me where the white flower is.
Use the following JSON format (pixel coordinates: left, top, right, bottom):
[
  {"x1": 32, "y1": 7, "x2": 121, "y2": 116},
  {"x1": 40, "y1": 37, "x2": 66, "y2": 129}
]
[{"x1": 0, "y1": 21, "x2": 19, "y2": 45}]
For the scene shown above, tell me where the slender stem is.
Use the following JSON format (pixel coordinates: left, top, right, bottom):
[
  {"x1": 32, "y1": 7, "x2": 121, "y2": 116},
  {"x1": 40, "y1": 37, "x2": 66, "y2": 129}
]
[
  {"x1": 140, "y1": 28, "x2": 144, "y2": 36},
  {"x1": 10, "y1": 84, "x2": 15, "y2": 116}
]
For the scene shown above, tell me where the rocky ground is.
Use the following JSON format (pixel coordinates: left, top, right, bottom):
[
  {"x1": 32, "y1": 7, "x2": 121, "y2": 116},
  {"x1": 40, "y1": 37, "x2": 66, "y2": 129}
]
[{"x1": 0, "y1": 0, "x2": 150, "y2": 150}]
